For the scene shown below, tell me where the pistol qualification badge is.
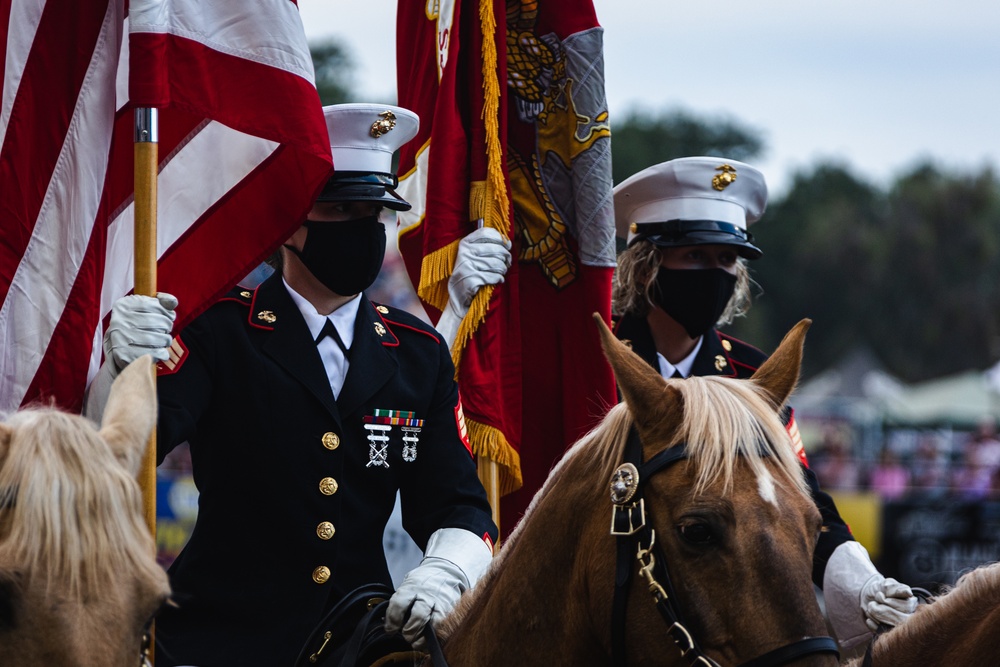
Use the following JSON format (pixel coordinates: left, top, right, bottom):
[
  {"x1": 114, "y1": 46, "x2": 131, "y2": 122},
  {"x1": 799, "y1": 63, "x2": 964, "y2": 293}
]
[{"x1": 363, "y1": 409, "x2": 424, "y2": 466}]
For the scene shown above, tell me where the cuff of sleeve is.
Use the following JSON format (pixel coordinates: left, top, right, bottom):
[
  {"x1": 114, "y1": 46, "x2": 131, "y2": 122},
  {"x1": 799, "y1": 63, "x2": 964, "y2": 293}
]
[{"x1": 424, "y1": 527, "x2": 494, "y2": 590}]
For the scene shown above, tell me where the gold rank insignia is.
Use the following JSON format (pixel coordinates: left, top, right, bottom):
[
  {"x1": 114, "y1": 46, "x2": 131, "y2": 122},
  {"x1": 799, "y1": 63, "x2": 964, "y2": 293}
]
[
  {"x1": 714, "y1": 354, "x2": 727, "y2": 371},
  {"x1": 257, "y1": 310, "x2": 277, "y2": 324},
  {"x1": 156, "y1": 336, "x2": 188, "y2": 376},
  {"x1": 374, "y1": 322, "x2": 386, "y2": 337}
]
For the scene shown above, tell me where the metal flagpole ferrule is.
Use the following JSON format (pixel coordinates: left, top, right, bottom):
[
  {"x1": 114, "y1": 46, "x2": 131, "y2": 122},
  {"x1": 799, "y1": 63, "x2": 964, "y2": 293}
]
[{"x1": 134, "y1": 107, "x2": 159, "y2": 143}]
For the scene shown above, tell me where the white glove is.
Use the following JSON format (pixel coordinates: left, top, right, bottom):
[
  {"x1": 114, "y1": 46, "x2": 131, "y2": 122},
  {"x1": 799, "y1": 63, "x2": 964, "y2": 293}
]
[
  {"x1": 385, "y1": 528, "x2": 493, "y2": 650},
  {"x1": 823, "y1": 541, "x2": 918, "y2": 649},
  {"x1": 104, "y1": 292, "x2": 178, "y2": 368},
  {"x1": 85, "y1": 292, "x2": 177, "y2": 422},
  {"x1": 436, "y1": 226, "x2": 511, "y2": 349}
]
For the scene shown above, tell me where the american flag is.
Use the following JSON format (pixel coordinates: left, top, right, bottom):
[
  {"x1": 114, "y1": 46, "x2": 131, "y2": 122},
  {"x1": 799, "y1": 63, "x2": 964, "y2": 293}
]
[{"x1": 0, "y1": 0, "x2": 332, "y2": 412}]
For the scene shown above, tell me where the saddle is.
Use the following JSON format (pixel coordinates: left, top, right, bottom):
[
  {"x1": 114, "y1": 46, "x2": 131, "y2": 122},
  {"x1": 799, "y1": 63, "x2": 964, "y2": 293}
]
[{"x1": 295, "y1": 583, "x2": 426, "y2": 667}]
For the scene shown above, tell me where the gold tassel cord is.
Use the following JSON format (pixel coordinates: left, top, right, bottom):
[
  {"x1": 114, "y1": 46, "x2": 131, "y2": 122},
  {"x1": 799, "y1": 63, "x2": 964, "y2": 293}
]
[{"x1": 467, "y1": 417, "x2": 522, "y2": 495}]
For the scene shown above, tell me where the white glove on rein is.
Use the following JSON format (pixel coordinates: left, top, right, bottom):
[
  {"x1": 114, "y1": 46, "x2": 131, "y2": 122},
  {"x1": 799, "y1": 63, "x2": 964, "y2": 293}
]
[
  {"x1": 385, "y1": 528, "x2": 493, "y2": 650},
  {"x1": 823, "y1": 541, "x2": 918, "y2": 649}
]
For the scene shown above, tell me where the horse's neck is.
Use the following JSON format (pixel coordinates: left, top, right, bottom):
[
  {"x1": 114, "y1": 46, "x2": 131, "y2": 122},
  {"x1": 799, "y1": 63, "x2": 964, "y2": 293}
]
[
  {"x1": 853, "y1": 582, "x2": 1000, "y2": 666},
  {"x1": 438, "y1": 480, "x2": 611, "y2": 666}
]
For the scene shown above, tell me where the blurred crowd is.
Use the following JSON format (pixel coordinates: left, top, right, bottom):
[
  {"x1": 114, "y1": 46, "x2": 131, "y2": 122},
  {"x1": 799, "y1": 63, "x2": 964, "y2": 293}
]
[{"x1": 809, "y1": 419, "x2": 1000, "y2": 501}]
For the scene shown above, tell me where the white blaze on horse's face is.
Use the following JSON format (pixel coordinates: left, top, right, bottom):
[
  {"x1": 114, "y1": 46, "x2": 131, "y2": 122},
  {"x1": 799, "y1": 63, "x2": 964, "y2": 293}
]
[{"x1": 757, "y1": 468, "x2": 778, "y2": 505}]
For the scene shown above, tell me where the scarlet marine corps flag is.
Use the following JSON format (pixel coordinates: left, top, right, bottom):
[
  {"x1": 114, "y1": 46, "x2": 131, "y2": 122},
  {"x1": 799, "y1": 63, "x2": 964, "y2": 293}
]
[
  {"x1": 0, "y1": 0, "x2": 331, "y2": 412},
  {"x1": 396, "y1": 0, "x2": 617, "y2": 535}
]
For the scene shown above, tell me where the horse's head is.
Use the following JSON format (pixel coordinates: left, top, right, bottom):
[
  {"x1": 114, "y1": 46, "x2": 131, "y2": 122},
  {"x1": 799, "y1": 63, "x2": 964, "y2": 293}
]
[
  {"x1": 593, "y1": 317, "x2": 838, "y2": 667},
  {"x1": 0, "y1": 356, "x2": 170, "y2": 667}
]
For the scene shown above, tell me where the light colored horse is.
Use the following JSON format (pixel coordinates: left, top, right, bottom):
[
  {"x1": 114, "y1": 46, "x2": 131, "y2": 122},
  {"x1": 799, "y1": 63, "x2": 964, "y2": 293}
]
[
  {"x1": 845, "y1": 561, "x2": 1000, "y2": 666},
  {"x1": 427, "y1": 319, "x2": 838, "y2": 666},
  {"x1": 0, "y1": 357, "x2": 170, "y2": 666}
]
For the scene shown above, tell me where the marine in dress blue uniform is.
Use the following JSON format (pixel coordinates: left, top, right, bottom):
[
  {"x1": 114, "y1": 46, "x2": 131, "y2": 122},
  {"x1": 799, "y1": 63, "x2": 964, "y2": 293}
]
[
  {"x1": 611, "y1": 157, "x2": 918, "y2": 649},
  {"x1": 86, "y1": 103, "x2": 499, "y2": 667},
  {"x1": 152, "y1": 281, "x2": 493, "y2": 666}
]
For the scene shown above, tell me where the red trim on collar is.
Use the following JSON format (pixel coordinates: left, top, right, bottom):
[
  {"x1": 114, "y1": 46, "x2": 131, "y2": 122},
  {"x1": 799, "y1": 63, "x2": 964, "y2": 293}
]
[
  {"x1": 370, "y1": 307, "x2": 400, "y2": 347},
  {"x1": 381, "y1": 318, "x2": 441, "y2": 345},
  {"x1": 247, "y1": 287, "x2": 275, "y2": 331}
]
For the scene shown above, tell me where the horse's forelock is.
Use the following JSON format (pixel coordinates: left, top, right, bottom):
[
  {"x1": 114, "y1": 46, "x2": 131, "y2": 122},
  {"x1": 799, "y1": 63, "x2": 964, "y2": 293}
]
[
  {"x1": 0, "y1": 408, "x2": 161, "y2": 601},
  {"x1": 678, "y1": 376, "x2": 809, "y2": 498}
]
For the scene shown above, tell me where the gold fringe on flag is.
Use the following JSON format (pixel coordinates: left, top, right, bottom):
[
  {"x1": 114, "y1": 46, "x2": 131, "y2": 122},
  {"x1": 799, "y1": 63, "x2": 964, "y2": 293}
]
[
  {"x1": 416, "y1": 239, "x2": 460, "y2": 313},
  {"x1": 451, "y1": 0, "x2": 512, "y2": 372},
  {"x1": 467, "y1": 417, "x2": 523, "y2": 495}
]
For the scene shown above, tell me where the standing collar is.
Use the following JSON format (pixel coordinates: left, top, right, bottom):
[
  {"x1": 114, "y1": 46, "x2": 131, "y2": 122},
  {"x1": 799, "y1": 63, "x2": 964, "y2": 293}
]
[
  {"x1": 282, "y1": 278, "x2": 361, "y2": 350},
  {"x1": 656, "y1": 335, "x2": 703, "y2": 379}
]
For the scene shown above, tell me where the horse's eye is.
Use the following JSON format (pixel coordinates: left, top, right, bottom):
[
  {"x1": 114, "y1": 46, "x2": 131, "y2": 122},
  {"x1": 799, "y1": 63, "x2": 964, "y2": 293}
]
[{"x1": 678, "y1": 522, "x2": 715, "y2": 545}]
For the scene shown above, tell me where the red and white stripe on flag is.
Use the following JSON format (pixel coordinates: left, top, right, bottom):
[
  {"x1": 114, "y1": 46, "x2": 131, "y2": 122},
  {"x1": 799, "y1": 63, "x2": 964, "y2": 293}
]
[{"x1": 0, "y1": 0, "x2": 332, "y2": 413}]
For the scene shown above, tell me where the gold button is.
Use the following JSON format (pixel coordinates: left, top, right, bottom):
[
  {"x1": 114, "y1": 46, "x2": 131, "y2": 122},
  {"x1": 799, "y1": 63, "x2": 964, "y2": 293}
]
[
  {"x1": 317, "y1": 522, "x2": 336, "y2": 540},
  {"x1": 312, "y1": 566, "x2": 331, "y2": 584},
  {"x1": 376, "y1": 305, "x2": 389, "y2": 314},
  {"x1": 721, "y1": 339, "x2": 732, "y2": 352},
  {"x1": 319, "y1": 477, "x2": 339, "y2": 495},
  {"x1": 240, "y1": 290, "x2": 252, "y2": 298},
  {"x1": 321, "y1": 432, "x2": 340, "y2": 450}
]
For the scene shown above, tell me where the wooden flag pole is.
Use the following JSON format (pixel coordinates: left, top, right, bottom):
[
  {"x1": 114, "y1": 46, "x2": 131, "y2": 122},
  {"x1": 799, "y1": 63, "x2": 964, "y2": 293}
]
[
  {"x1": 477, "y1": 459, "x2": 500, "y2": 543},
  {"x1": 134, "y1": 106, "x2": 159, "y2": 665},
  {"x1": 134, "y1": 107, "x2": 158, "y2": 535}
]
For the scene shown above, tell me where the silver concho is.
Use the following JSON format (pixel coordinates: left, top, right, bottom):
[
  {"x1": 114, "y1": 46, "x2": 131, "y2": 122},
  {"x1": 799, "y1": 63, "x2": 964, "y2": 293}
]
[{"x1": 609, "y1": 463, "x2": 640, "y2": 505}]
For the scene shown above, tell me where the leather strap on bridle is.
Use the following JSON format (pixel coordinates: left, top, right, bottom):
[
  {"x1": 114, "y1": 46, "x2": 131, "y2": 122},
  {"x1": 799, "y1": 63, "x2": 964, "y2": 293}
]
[
  {"x1": 610, "y1": 426, "x2": 840, "y2": 667},
  {"x1": 424, "y1": 621, "x2": 449, "y2": 667}
]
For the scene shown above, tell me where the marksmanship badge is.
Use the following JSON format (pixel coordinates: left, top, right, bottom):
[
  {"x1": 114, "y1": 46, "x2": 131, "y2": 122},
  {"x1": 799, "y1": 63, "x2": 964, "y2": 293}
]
[{"x1": 363, "y1": 409, "x2": 425, "y2": 466}]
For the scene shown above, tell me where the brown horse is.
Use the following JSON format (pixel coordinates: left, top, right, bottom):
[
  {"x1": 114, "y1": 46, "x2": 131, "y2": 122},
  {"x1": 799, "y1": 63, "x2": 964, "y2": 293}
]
[
  {"x1": 425, "y1": 318, "x2": 838, "y2": 666},
  {"x1": 0, "y1": 357, "x2": 170, "y2": 666},
  {"x1": 845, "y1": 561, "x2": 1000, "y2": 666}
]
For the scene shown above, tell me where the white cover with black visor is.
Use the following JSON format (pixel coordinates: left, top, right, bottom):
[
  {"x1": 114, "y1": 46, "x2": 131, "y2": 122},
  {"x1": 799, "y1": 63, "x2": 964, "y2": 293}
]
[
  {"x1": 318, "y1": 103, "x2": 420, "y2": 211},
  {"x1": 613, "y1": 157, "x2": 768, "y2": 259}
]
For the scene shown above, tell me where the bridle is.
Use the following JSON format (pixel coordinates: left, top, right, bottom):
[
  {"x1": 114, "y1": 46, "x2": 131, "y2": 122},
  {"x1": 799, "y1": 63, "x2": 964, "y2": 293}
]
[{"x1": 609, "y1": 426, "x2": 840, "y2": 667}]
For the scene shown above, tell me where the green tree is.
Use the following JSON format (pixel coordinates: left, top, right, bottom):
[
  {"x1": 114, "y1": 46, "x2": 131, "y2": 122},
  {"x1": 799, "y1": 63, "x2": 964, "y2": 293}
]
[
  {"x1": 310, "y1": 39, "x2": 354, "y2": 105},
  {"x1": 869, "y1": 164, "x2": 1000, "y2": 381},
  {"x1": 727, "y1": 161, "x2": 1000, "y2": 383},
  {"x1": 728, "y1": 162, "x2": 886, "y2": 378},
  {"x1": 610, "y1": 108, "x2": 764, "y2": 185}
]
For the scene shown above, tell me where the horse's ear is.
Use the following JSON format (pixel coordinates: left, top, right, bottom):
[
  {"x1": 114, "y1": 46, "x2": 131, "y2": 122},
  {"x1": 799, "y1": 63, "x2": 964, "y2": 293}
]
[
  {"x1": 751, "y1": 319, "x2": 811, "y2": 409},
  {"x1": 98, "y1": 355, "x2": 157, "y2": 477},
  {"x1": 592, "y1": 314, "x2": 682, "y2": 445}
]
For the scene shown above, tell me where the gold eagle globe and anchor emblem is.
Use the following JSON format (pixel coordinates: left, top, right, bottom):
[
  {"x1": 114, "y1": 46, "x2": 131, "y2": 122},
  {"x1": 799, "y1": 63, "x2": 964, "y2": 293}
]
[
  {"x1": 369, "y1": 111, "x2": 397, "y2": 138},
  {"x1": 712, "y1": 164, "x2": 738, "y2": 191}
]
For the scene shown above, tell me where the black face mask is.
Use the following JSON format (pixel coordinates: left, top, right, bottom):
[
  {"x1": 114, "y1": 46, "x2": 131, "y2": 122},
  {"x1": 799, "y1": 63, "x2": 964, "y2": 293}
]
[
  {"x1": 284, "y1": 216, "x2": 386, "y2": 296},
  {"x1": 653, "y1": 267, "x2": 737, "y2": 339}
]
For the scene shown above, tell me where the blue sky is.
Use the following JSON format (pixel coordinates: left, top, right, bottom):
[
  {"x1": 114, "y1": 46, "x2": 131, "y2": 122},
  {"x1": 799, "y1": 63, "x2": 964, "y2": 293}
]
[{"x1": 299, "y1": 0, "x2": 1000, "y2": 195}]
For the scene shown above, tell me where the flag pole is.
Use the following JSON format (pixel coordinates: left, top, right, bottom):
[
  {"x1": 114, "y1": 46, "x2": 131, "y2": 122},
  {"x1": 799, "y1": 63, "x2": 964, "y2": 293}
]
[
  {"x1": 477, "y1": 459, "x2": 500, "y2": 541},
  {"x1": 134, "y1": 106, "x2": 159, "y2": 665},
  {"x1": 134, "y1": 106, "x2": 158, "y2": 535}
]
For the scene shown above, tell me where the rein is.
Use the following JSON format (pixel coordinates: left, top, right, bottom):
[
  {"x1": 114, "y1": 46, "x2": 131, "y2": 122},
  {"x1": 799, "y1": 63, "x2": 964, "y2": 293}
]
[{"x1": 609, "y1": 426, "x2": 840, "y2": 667}]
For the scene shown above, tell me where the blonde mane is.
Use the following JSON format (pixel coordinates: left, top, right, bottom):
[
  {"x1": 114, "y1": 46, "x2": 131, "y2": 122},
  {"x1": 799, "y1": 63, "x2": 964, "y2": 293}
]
[
  {"x1": 447, "y1": 374, "x2": 809, "y2": 633},
  {"x1": 0, "y1": 408, "x2": 161, "y2": 601},
  {"x1": 546, "y1": 375, "x2": 807, "y2": 498}
]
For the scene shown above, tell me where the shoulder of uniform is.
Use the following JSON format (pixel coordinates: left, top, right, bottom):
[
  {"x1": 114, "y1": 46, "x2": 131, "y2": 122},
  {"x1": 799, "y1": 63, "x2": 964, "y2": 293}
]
[
  {"x1": 716, "y1": 331, "x2": 768, "y2": 364},
  {"x1": 372, "y1": 302, "x2": 442, "y2": 345},
  {"x1": 217, "y1": 284, "x2": 256, "y2": 307}
]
